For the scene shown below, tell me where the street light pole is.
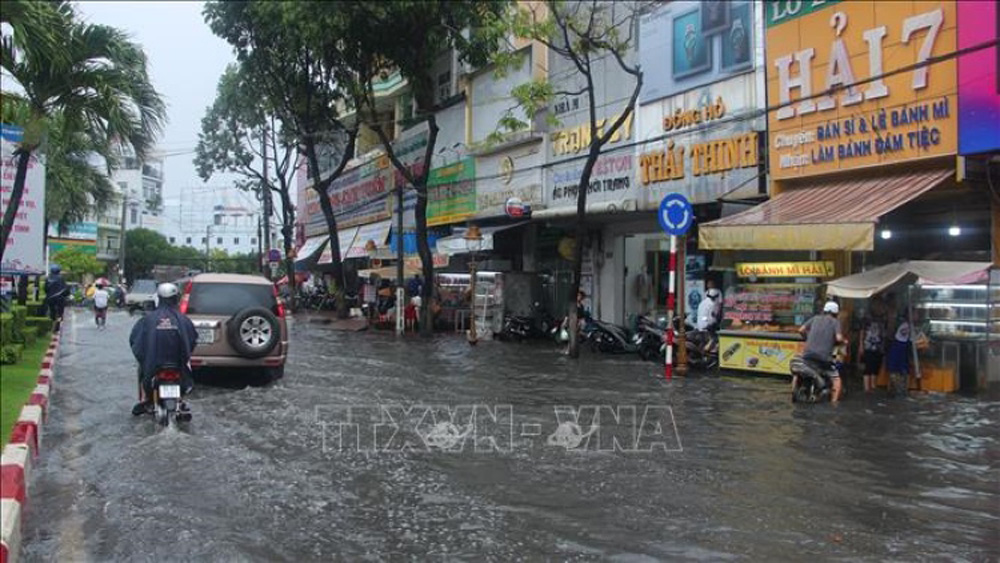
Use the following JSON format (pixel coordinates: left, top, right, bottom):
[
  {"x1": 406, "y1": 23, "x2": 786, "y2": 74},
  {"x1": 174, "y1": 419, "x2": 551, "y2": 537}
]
[
  {"x1": 117, "y1": 191, "x2": 128, "y2": 283},
  {"x1": 205, "y1": 224, "x2": 212, "y2": 272},
  {"x1": 395, "y1": 182, "x2": 405, "y2": 336}
]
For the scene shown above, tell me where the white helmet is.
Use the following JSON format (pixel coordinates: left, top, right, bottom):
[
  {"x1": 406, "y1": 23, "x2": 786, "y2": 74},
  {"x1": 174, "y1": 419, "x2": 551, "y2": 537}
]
[
  {"x1": 157, "y1": 282, "x2": 179, "y2": 299},
  {"x1": 823, "y1": 301, "x2": 840, "y2": 314},
  {"x1": 706, "y1": 288, "x2": 721, "y2": 299}
]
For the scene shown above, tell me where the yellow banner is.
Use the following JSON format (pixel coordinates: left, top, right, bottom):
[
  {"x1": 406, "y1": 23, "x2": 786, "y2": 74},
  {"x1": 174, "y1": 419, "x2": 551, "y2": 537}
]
[
  {"x1": 719, "y1": 334, "x2": 805, "y2": 375},
  {"x1": 699, "y1": 222, "x2": 874, "y2": 251},
  {"x1": 736, "y1": 261, "x2": 836, "y2": 278}
]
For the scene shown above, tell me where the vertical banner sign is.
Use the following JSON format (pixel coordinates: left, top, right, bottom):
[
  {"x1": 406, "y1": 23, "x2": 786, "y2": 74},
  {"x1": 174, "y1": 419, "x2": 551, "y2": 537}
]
[
  {"x1": 767, "y1": 1, "x2": 959, "y2": 179},
  {"x1": 1, "y1": 124, "x2": 46, "y2": 274}
]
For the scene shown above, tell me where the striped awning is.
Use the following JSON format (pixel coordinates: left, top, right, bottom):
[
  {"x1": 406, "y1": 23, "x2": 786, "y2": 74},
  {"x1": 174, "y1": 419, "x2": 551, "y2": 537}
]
[{"x1": 699, "y1": 167, "x2": 953, "y2": 251}]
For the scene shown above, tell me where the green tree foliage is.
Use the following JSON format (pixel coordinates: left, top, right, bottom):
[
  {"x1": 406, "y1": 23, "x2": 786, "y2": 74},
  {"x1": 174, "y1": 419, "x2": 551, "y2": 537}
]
[
  {"x1": 296, "y1": 0, "x2": 509, "y2": 334},
  {"x1": 44, "y1": 112, "x2": 118, "y2": 229},
  {"x1": 123, "y1": 228, "x2": 181, "y2": 282},
  {"x1": 204, "y1": 1, "x2": 357, "y2": 311},
  {"x1": 50, "y1": 246, "x2": 104, "y2": 282},
  {"x1": 492, "y1": 1, "x2": 645, "y2": 357},
  {"x1": 0, "y1": 1, "x2": 166, "y2": 261},
  {"x1": 194, "y1": 63, "x2": 299, "y2": 305}
]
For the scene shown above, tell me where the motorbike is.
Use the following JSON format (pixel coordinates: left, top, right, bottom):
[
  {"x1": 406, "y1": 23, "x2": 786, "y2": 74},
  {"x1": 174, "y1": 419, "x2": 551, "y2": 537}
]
[
  {"x1": 684, "y1": 327, "x2": 720, "y2": 370},
  {"x1": 633, "y1": 315, "x2": 667, "y2": 362},
  {"x1": 150, "y1": 364, "x2": 191, "y2": 427},
  {"x1": 585, "y1": 318, "x2": 638, "y2": 354},
  {"x1": 497, "y1": 302, "x2": 558, "y2": 341},
  {"x1": 790, "y1": 355, "x2": 838, "y2": 403}
]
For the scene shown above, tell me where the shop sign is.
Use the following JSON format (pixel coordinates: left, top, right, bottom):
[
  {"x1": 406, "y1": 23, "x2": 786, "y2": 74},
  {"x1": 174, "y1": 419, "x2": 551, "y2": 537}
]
[
  {"x1": 639, "y1": 1, "x2": 759, "y2": 105},
  {"x1": 504, "y1": 197, "x2": 531, "y2": 218},
  {"x1": 427, "y1": 157, "x2": 476, "y2": 226},
  {"x1": 736, "y1": 261, "x2": 835, "y2": 278},
  {"x1": 957, "y1": 0, "x2": 1000, "y2": 155},
  {"x1": 48, "y1": 238, "x2": 96, "y2": 256},
  {"x1": 719, "y1": 334, "x2": 805, "y2": 374},
  {"x1": 48, "y1": 221, "x2": 97, "y2": 240},
  {"x1": 640, "y1": 132, "x2": 759, "y2": 185},
  {"x1": 548, "y1": 149, "x2": 635, "y2": 207},
  {"x1": 1, "y1": 124, "x2": 45, "y2": 275},
  {"x1": 662, "y1": 97, "x2": 727, "y2": 132},
  {"x1": 476, "y1": 145, "x2": 543, "y2": 219},
  {"x1": 767, "y1": 1, "x2": 958, "y2": 179},
  {"x1": 404, "y1": 253, "x2": 449, "y2": 270},
  {"x1": 550, "y1": 112, "x2": 633, "y2": 157}
]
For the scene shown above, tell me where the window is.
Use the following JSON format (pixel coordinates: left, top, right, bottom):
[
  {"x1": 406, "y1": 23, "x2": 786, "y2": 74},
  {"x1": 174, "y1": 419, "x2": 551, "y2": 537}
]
[
  {"x1": 169, "y1": 237, "x2": 176, "y2": 244},
  {"x1": 186, "y1": 283, "x2": 277, "y2": 316},
  {"x1": 436, "y1": 70, "x2": 452, "y2": 103},
  {"x1": 216, "y1": 237, "x2": 223, "y2": 245},
  {"x1": 130, "y1": 208, "x2": 138, "y2": 224},
  {"x1": 186, "y1": 237, "x2": 192, "y2": 245},
  {"x1": 201, "y1": 237, "x2": 207, "y2": 244},
  {"x1": 251, "y1": 237, "x2": 257, "y2": 245}
]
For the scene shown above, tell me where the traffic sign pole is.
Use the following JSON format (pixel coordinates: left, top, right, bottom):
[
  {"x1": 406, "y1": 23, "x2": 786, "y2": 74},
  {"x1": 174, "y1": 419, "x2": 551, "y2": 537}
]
[
  {"x1": 665, "y1": 234, "x2": 676, "y2": 380},
  {"x1": 657, "y1": 193, "x2": 693, "y2": 382}
]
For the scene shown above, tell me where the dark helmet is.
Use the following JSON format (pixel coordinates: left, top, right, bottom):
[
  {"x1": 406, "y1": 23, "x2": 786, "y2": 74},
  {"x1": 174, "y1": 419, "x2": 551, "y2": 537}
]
[{"x1": 50, "y1": 264, "x2": 61, "y2": 274}]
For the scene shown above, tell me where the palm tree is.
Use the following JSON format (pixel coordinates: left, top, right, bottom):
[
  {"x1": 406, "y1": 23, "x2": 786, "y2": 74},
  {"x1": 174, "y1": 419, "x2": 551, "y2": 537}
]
[
  {"x1": 0, "y1": 2, "x2": 166, "y2": 260},
  {"x1": 44, "y1": 112, "x2": 118, "y2": 230}
]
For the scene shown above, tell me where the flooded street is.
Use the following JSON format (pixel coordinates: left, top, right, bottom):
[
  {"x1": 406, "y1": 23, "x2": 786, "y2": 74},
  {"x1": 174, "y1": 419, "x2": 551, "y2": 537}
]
[{"x1": 21, "y1": 309, "x2": 1000, "y2": 561}]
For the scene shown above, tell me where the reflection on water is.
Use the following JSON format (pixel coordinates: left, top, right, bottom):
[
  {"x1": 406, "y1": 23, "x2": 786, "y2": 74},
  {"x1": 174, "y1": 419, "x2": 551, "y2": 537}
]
[{"x1": 21, "y1": 311, "x2": 1000, "y2": 561}]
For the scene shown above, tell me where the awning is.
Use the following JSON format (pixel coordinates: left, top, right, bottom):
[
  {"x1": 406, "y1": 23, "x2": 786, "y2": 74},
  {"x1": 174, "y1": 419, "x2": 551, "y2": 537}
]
[
  {"x1": 318, "y1": 226, "x2": 360, "y2": 264},
  {"x1": 826, "y1": 261, "x2": 991, "y2": 299},
  {"x1": 435, "y1": 222, "x2": 528, "y2": 256},
  {"x1": 699, "y1": 167, "x2": 953, "y2": 251},
  {"x1": 345, "y1": 220, "x2": 393, "y2": 259},
  {"x1": 293, "y1": 236, "x2": 328, "y2": 269}
]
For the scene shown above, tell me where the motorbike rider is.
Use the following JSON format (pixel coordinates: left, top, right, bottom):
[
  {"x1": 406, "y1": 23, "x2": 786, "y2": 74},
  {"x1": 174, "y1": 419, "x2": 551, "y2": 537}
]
[
  {"x1": 128, "y1": 282, "x2": 197, "y2": 416},
  {"x1": 796, "y1": 300, "x2": 847, "y2": 403},
  {"x1": 694, "y1": 288, "x2": 722, "y2": 353},
  {"x1": 44, "y1": 264, "x2": 69, "y2": 332}
]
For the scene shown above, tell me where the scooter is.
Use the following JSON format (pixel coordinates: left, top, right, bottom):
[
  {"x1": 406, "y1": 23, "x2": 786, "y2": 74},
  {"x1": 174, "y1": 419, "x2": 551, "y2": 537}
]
[
  {"x1": 585, "y1": 318, "x2": 638, "y2": 354},
  {"x1": 790, "y1": 355, "x2": 838, "y2": 403},
  {"x1": 633, "y1": 315, "x2": 667, "y2": 362},
  {"x1": 498, "y1": 302, "x2": 557, "y2": 341},
  {"x1": 149, "y1": 364, "x2": 191, "y2": 427}
]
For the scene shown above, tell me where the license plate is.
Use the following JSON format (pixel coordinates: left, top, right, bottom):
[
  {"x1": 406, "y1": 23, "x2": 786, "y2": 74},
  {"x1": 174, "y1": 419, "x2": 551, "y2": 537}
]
[
  {"x1": 196, "y1": 328, "x2": 215, "y2": 344},
  {"x1": 159, "y1": 385, "x2": 181, "y2": 399}
]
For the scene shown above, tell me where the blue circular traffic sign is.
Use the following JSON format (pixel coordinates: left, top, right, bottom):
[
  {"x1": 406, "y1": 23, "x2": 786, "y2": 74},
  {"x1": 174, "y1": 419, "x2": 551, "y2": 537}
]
[{"x1": 658, "y1": 193, "x2": 693, "y2": 236}]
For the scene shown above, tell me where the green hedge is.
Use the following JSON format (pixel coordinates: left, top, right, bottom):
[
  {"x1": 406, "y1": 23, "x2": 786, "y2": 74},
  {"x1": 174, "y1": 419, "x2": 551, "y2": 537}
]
[
  {"x1": 0, "y1": 313, "x2": 12, "y2": 346},
  {"x1": 0, "y1": 343, "x2": 24, "y2": 365},
  {"x1": 26, "y1": 302, "x2": 45, "y2": 317},
  {"x1": 26, "y1": 316, "x2": 52, "y2": 334},
  {"x1": 11, "y1": 306, "x2": 26, "y2": 340},
  {"x1": 19, "y1": 326, "x2": 38, "y2": 346}
]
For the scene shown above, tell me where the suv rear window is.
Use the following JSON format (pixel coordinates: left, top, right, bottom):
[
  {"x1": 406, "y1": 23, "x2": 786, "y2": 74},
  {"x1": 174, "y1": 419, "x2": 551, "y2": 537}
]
[
  {"x1": 132, "y1": 280, "x2": 156, "y2": 294},
  {"x1": 186, "y1": 283, "x2": 277, "y2": 316}
]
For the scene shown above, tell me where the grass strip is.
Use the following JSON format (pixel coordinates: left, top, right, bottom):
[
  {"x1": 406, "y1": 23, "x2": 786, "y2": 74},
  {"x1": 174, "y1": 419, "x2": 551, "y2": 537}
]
[{"x1": 1, "y1": 338, "x2": 50, "y2": 447}]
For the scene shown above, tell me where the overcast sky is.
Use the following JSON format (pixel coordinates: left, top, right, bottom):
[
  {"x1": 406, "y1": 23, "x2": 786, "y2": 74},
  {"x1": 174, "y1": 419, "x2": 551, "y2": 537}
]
[{"x1": 75, "y1": 1, "x2": 240, "y2": 202}]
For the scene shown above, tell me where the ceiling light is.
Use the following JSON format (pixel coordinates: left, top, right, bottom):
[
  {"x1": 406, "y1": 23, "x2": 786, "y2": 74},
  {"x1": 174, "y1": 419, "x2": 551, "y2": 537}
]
[
  {"x1": 948, "y1": 225, "x2": 961, "y2": 237},
  {"x1": 880, "y1": 229, "x2": 892, "y2": 240}
]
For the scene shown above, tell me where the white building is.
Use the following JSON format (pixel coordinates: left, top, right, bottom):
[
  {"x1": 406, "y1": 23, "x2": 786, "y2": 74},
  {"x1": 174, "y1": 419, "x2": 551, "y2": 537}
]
[{"x1": 161, "y1": 187, "x2": 280, "y2": 256}]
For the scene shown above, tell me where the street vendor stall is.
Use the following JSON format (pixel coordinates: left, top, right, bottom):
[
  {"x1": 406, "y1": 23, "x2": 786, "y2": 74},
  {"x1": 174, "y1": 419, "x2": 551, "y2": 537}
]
[
  {"x1": 826, "y1": 260, "x2": 996, "y2": 392},
  {"x1": 717, "y1": 261, "x2": 834, "y2": 375}
]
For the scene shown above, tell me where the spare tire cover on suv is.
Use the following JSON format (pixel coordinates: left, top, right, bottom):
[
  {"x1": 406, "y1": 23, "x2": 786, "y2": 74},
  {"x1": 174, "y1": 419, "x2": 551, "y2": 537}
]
[{"x1": 227, "y1": 307, "x2": 280, "y2": 359}]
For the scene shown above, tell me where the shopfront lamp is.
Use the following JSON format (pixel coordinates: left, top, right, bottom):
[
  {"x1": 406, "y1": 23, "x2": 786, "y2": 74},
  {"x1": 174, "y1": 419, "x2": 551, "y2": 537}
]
[
  {"x1": 948, "y1": 225, "x2": 961, "y2": 237},
  {"x1": 880, "y1": 229, "x2": 892, "y2": 240}
]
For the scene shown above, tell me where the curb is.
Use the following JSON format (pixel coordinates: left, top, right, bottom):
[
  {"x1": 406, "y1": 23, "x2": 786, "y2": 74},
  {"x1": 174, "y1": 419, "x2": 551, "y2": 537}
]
[{"x1": 1, "y1": 330, "x2": 60, "y2": 563}]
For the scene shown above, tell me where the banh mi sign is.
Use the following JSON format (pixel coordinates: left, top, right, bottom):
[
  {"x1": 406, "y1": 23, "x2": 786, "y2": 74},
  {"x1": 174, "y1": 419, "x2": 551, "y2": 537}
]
[{"x1": 736, "y1": 261, "x2": 836, "y2": 278}]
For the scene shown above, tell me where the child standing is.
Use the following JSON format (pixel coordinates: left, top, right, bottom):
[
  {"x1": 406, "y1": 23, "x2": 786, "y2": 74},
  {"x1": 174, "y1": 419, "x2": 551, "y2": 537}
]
[{"x1": 93, "y1": 283, "x2": 110, "y2": 328}]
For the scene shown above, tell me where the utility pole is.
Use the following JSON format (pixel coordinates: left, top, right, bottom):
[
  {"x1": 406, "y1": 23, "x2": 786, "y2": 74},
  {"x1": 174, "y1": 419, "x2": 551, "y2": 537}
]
[
  {"x1": 257, "y1": 215, "x2": 264, "y2": 275},
  {"x1": 117, "y1": 189, "x2": 128, "y2": 283},
  {"x1": 205, "y1": 224, "x2": 212, "y2": 272},
  {"x1": 261, "y1": 123, "x2": 273, "y2": 280}
]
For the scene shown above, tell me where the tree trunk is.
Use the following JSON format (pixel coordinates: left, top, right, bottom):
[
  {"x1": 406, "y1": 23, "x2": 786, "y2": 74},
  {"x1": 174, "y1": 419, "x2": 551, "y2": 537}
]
[
  {"x1": 0, "y1": 150, "x2": 32, "y2": 263},
  {"x1": 566, "y1": 146, "x2": 601, "y2": 359},
  {"x1": 304, "y1": 140, "x2": 347, "y2": 318},
  {"x1": 415, "y1": 118, "x2": 440, "y2": 337}
]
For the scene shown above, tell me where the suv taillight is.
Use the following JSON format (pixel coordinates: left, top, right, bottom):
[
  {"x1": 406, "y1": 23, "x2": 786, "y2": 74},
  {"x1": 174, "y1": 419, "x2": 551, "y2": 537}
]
[
  {"x1": 272, "y1": 284, "x2": 285, "y2": 318},
  {"x1": 179, "y1": 281, "x2": 193, "y2": 314}
]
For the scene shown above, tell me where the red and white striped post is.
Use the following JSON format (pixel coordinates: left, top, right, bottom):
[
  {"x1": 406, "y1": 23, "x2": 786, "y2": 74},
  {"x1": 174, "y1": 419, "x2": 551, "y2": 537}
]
[{"x1": 665, "y1": 234, "x2": 677, "y2": 380}]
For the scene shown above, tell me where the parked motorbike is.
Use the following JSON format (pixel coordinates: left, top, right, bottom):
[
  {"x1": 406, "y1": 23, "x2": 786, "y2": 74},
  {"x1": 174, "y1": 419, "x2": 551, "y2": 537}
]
[
  {"x1": 150, "y1": 364, "x2": 191, "y2": 427},
  {"x1": 585, "y1": 318, "x2": 638, "y2": 354},
  {"x1": 790, "y1": 355, "x2": 837, "y2": 403},
  {"x1": 633, "y1": 315, "x2": 667, "y2": 362},
  {"x1": 684, "y1": 327, "x2": 720, "y2": 370},
  {"x1": 497, "y1": 302, "x2": 557, "y2": 341}
]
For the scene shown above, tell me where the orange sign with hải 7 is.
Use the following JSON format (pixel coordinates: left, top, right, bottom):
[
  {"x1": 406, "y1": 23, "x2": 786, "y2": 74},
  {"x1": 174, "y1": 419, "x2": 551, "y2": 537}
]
[{"x1": 766, "y1": 1, "x2": 958, "y2": 180}]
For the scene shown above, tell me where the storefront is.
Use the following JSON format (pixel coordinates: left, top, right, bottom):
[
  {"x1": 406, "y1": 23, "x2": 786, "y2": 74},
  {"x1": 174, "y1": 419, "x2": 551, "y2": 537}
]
[
  {"x1": 626, "y1": 0, "x2": 766, "y2": 327},
  {"x1": 700, "y1": 0, "x2": 996, "y2": 388}
]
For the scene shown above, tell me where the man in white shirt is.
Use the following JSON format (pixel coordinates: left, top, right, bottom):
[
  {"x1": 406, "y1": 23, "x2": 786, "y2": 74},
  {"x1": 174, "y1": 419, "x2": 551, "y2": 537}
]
[
  {"x1": 696, "y1": 288, "x2": 720, "y2": 331},
  {"x1": 93, "y1": 282, "x2": 110, "y2": 328}
]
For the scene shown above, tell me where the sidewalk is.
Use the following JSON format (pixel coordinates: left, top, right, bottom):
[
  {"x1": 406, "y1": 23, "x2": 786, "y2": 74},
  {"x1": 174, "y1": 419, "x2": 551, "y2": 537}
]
[{"x1": 293, "y1": 310, "x2": 369, "y2": 331}]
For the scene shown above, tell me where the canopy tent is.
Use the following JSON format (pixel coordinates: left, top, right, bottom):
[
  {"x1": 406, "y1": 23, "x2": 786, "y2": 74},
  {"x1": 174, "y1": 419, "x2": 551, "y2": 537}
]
[
  {"x1": 699, "y1": 167, "x2": 953, "y2": 251},
  {"x1": 318, "y1": 226, "x2": 360, "y2": 265},
  {"x1": 826, "y1": 261, "x2": 992, "y2": 299},
  {"x1": 344, "y1": 220, "x2": 393, "y2": 259},
  {"x1": 275, "y1": 271, "x2": 311, "y2": 286},
  {"x1": 293, "y1": 236, "x2": 328, "y2": 271},
  {"x1": 435, "y1": 222, "x2": 528, "y2": 256}
]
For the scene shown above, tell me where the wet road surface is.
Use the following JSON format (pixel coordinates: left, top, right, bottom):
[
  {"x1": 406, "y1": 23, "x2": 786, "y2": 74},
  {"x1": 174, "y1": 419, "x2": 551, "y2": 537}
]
[{"x1": 21, "y1": 308, "x2": 1000, "y2": 561}]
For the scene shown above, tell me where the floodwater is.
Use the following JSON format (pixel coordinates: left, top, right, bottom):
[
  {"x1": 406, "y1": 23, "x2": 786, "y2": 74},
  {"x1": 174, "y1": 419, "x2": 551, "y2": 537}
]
[{"x1": 20, "y1": 309, "x2": 1000, "y2": 561}]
